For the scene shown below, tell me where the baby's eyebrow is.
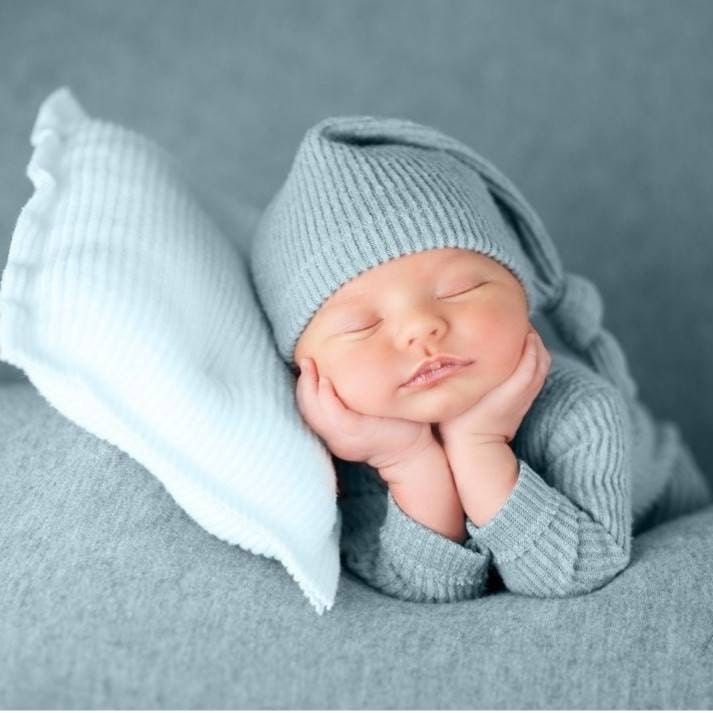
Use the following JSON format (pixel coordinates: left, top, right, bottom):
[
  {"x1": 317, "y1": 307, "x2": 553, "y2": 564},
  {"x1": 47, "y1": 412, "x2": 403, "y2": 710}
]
[{"x1": 322, "y1": 288, "x2": 370, "y2": 310}]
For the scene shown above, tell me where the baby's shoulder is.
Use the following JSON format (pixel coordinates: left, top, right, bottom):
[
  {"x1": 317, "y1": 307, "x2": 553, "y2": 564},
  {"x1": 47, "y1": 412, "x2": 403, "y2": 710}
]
[
  {"x1": 544, "y1": 349, "x2": 620, "y2": 399},
  {"x1": 515, "y1": 349, "x2": 630, "y2": 464},
  {"x1": 527, "y1": 349, "x2": 625, "y2": 433}
]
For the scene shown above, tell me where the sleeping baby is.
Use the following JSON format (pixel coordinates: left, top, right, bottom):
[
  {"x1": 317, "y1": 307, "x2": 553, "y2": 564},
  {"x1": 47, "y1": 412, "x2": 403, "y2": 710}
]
[{"x1": 249, "y1": 115, "x2": 713, "y2": 602}]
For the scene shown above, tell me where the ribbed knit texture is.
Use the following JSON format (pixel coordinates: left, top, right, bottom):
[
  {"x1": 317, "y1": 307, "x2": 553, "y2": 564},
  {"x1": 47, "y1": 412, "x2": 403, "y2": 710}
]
[
  {"x1": 250, "y1": 114, "x2": 641, "y2": 410},
  {"x1": 246, "y1": 114, "x2": 713, "y2": 604},
  {"x1": 0, "y1": 87, "x2": 343, "y2": 617},
  {"x1": 7, "y1": 89, "x2": 710, "y2": 616},
  {"x1": 336, "y1": 351, "x2": 713, "y2": 602},
  {"x1": 250, "y1": 117, "x2": 536, "y2": 361}
]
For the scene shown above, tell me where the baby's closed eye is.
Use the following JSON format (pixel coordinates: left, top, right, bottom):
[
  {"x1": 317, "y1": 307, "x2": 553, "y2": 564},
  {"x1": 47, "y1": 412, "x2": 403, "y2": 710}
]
[
  {"x1": 343, "y1": 320, "x2": 381, "y2": 334},
  {"x1": 440, "y1": 281, "x2": 487, "y2": 298}
]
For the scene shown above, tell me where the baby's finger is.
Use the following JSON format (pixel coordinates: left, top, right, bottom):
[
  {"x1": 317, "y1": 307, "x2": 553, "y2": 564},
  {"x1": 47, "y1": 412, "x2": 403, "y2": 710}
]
[
  {"x1": 539, "y1": 335, "x2": 552, "y2": 368},
  {"x1": 318, "y1": 376, "x2": 363, "y2": 435},
  {"x1": 532, "y1": 332, "x2": 552, "y2": 380},
  {"x1": 296, "y1": 359, "x2": 315, "y2": 397},
  {"x1": 498, "y1": 333, "x2": 539, "y2": 398},
  {"x1": 520, "y1": 336, "x2": 550, "y2": 407},
  {"x1": 518, "y1": 332, "x2": 540, "y2": 378},
  {"x1": 295, "y1": 359, "x2": 323, "y2": 421}
]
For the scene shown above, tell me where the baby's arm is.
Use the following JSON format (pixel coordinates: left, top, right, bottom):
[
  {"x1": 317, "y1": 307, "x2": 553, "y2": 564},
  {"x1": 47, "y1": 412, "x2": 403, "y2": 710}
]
[
  {"x1": 379, "y1": 437, "x2": 466, "y2": 543},
  {"x1": 337, "y1": 441, "x2": 492, "y2": 603},
  {"x1": 451, "y1": 384, "x2": 633, "y2": 597},
  {"x1": 296, "y1": 356, "x2": 492, "y2": 601}
]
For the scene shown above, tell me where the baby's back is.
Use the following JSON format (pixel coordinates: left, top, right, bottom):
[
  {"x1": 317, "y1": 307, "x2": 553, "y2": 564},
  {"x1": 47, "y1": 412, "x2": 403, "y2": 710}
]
[{"x1": 533, "y1": 348, "x2": 712, "y2": 535}]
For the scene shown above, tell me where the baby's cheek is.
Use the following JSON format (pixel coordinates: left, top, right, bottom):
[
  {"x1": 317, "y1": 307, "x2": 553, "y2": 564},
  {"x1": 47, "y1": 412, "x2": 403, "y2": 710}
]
[
  {"x1": 332, "y1": 350, "x2": 389, "y2": 412},
  {"x1": 472, "y1": 305, "x2": 526, "y2": 347}
]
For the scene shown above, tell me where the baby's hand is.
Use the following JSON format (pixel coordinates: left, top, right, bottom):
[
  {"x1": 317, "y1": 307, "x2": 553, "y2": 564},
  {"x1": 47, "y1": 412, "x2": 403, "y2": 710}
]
[
  {"x1": 295, "y1": 357, "x2": 435, "y2": 476},
  {"x1": 438, "y1": 328, "x2": 552, "y2": 448}
]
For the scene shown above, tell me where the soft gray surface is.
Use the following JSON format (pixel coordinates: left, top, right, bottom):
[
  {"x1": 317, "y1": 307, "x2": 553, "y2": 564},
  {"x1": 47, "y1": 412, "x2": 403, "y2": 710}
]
[
  {"x1": 1, "y1": 381, "x2": 713, "y2": 709},
  {"x1": 2, "y1": 0, "x2": 713, "y2": 708}
]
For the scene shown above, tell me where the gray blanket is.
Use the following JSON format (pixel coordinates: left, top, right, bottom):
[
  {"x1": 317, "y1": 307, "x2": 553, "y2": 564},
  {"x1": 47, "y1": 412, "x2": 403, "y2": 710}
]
[{"x1": 1, "y1": 380, "x2": 712, "y2": 708}]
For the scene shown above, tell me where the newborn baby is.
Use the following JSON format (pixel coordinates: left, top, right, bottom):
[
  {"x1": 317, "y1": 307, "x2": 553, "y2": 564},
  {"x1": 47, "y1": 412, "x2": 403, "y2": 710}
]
[
  {"x1": 293, "y1": 247, "x2": 550, "y2": 544},
  {"x1": 250, "y1": 115, "x2": 713, "y2": 602}
]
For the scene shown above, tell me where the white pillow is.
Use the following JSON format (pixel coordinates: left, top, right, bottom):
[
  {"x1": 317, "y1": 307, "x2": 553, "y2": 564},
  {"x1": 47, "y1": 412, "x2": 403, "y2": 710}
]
[{"x1": 0, "y1": 87, "x2": 341, "y2": 615}]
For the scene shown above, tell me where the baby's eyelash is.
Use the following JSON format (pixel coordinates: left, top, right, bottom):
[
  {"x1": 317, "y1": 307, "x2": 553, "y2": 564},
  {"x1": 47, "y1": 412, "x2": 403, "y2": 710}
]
[
  {"x1": 342, "y1": 283, "x2": 486, "y2": 334},
  {"x1": 346, "y1": 321, "x2": 381, "y2": 334},
  {"x1": 441, "y1": 282, "x2": 486, "y2": 298}
]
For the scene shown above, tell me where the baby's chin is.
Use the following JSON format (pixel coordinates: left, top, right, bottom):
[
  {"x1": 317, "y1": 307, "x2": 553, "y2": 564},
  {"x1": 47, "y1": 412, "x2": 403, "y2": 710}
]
[
  {"x1": 396, "y1": 399, "x2": 474, "y2": 424},
  {"x1": 364, "y1": 389, "x2": 479, "y2": 424}
]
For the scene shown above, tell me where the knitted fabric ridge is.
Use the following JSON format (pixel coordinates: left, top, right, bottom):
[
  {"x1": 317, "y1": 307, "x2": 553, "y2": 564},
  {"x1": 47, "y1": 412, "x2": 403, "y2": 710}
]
[{"x1": 249, "y1": 115, "x2": 639, "y2": 409}]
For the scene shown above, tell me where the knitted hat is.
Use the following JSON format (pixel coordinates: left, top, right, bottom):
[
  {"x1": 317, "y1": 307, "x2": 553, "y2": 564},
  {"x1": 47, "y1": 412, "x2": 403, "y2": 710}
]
[{"x1": 249, "y1": 115, "x2": 638, "y2": 403}]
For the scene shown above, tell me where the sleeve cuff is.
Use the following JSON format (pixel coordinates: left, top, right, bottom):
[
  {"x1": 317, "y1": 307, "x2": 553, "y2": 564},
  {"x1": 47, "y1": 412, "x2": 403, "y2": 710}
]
[
  {"x1": 464, "y1": 458, "x2": 563, "y2": 563},
  {"x1": 381, "y1": 488, "x2": 491, "y2": 583}
]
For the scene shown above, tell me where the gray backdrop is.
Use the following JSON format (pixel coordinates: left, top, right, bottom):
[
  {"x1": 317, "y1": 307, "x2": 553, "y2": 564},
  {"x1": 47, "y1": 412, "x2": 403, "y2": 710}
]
[{"x1": 1, "y1": 0, "x2": 712, "y2": 477}]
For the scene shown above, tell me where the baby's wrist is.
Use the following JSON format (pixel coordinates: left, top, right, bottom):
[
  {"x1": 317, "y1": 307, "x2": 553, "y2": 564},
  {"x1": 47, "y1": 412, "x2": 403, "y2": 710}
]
[
  {"x1": 443, "y1": 432, "x2": 509, "y2": 452},
  {"x1": 381, "y1": 441, "x2": 466, "y2": 542},
  {"x1": 369, "y1": 429, "x2": 438, "y2": 476}
]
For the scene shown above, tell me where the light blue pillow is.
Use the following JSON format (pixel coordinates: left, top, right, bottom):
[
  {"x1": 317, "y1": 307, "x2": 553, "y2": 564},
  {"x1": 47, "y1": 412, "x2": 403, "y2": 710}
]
[{"x1": 0, "y1": 87, "x2": 341, "y2": 615}]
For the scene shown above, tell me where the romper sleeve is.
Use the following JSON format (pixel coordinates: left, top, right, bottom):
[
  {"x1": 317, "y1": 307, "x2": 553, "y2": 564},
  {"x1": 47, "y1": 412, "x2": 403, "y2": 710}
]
[
  {"x1": 462, "y1": 383, "x2": 633, "y2": 597},
  {"x1": 335, "y1": 457, "x2": 493, "y2": 603}
]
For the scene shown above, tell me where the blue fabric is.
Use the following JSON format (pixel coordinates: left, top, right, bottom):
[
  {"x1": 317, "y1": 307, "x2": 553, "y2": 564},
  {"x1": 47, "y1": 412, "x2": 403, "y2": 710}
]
[{"x1": 336, "y1": 350, "x2": 713, "y2": 604}]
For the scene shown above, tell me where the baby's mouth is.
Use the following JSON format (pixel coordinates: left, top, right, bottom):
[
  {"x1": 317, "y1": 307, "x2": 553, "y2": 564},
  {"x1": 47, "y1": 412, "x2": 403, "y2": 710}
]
[{"x1": 401, "y1": 361, "x2": 473, "y2": 389}]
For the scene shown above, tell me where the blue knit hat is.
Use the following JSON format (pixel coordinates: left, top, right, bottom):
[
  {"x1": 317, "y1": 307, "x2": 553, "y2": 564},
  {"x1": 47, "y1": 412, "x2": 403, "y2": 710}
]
[{"x1": 249, "y1": 115, "x2": 639, "y2": 403}]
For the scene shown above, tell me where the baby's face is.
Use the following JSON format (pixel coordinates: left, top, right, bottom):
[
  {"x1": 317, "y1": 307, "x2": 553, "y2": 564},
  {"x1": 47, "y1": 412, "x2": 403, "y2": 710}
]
[{"x1": 293, "y1": 248, "x2": 532, "y2": 424}]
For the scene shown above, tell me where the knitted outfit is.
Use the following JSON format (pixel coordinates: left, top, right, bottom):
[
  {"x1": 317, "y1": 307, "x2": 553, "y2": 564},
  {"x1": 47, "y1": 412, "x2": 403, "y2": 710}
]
[{"x1": 250, "y1": 116, "x2": 713, "y2": 601}]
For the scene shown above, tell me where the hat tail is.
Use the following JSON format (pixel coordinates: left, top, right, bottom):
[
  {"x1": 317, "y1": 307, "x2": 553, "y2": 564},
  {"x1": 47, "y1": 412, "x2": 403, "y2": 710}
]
[{"x1": 545, "y1": 272, "x2": 639, "y2": 401}]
